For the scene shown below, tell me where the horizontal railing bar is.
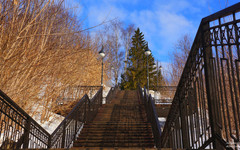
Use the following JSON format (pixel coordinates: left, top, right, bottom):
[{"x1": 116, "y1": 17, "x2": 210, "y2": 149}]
[
  {"x1": 50, "y1": 94, "x2": 88, "y2": 137},
  {"x1": 0, "y1": 90, "x2": 50, "y2": 136},
  {"x1": 202, "y1": 2, "x2": 240, "y2": 23}
]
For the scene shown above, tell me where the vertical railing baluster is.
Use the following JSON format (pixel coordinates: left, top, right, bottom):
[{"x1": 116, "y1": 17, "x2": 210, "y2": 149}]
[
  {"x1": 48, "y1": 135, "x2": 51, "y2": 148},
  {"x1": 84, "y1": 99, "x2": 87, "y2": 123},
  {"x1": 23, "y1": 118, "x2": 31, "y2": 149},
  {"x1": 61, "y1": 121, "x2": 66, "y2": 148},
  {"x1": 179, "y1": 99, "x2": 190, "y2": 149},
  {"x1": 74, "y1": 113, "x2": 78, "y2": 140},
  {"x1": 202, "y1": 22, "x2": 224, "y2": 150}
]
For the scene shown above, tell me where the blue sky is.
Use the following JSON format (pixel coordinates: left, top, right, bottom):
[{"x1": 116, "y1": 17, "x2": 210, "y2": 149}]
[{"x1": 65, "y1": 0, "x2": 239, "y2": 69}]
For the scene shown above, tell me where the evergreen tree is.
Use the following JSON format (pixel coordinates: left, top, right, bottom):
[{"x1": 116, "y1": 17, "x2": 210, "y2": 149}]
[
  {"x1": 121, "y1": 28, "x2": 156, "y2": 89},
  {"x1": 151, "y1": 66, "x2": 165, "y2": 90}
]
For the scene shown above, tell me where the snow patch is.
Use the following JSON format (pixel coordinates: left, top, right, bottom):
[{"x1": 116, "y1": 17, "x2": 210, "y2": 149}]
[{"x1": 31, "y1": 106, "x2": 64, "y2": 134}]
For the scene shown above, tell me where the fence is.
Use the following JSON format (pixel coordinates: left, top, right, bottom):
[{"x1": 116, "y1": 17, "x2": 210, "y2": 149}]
[
  {"x1": 137, "y1": 85, "x2": 162, "y2": 148},
  {"x1": 0, "y1": 90, "x2": 50, "y2": 149},
  {"x1": 161, "y1": 2, "x2": 240, "y2": 149},
  {"x1": 105, "y1": 87, "x2": 118, "y2": 104},
  {"x1": 54, "y1": 86, "x2": 101, "y2": 116},
  {"x1": 0, "y1": 86, "x2": 114, "y2": 149},
  {"x1": 56, "y1": 86, "x2": 101, "y2": 105},
  {"x1": 50, "y1": 87, "x2": 103, "y2": 148},
  {"x1": 151, "y1": 86, "x2": 177, "y2": 104}
]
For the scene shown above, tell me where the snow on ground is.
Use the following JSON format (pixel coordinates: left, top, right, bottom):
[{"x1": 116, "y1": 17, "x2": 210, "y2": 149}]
[
  {"x1": 158, "y1": 117, "x2": 166, "y2": 122},
  {"x1": 102, "y1": 85, "x2": 111, "y2": 104},
  {"x1": 32, "y1": 86, "x2": 111, "y2": 133},
  {"x1": 158, "y1": 117, "x2": 166, "y2": 132},
  {"x1": 31, "y1": 106, "x2": 64, "y2": 134},
  {"x1": 103, "y1": 85, "x2": 111, "y2": 97}
]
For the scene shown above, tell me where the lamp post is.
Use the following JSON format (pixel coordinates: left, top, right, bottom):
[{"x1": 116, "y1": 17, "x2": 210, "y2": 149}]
[
  {"x1": 153, "y1": 62, "x2": 156, "y2": 89},
  {"x1": 145, "y1": 43, "x2": 151, "y2": 94},
  {"x1": 159, "y1": 65, "x2": 162, "y2": 86},
  {"x1": 99, "y1": 46, "x2": 105, "y2": 86}
]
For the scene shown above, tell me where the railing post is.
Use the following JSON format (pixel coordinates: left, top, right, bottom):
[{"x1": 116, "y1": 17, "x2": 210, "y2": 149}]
[
  {"x1": 202, "y1": 23, "x2": 224, "y2": 150},
  {"x1": 74, "y1": 114, "x2": 78, "y2": 140},
  {"x1": 100, "y1": 87, "x2": 103, "y2": 106},
  {"x1": 84, "y1": 100, "x2": 87, "y2": 123},
  {"x1": 61, "y1": 121, "x2": 66, "y2": 148},
  {"x1": 23, "y1": 118, "x2": 31, "y2": 149},
  {"x1": 48, "y1": 135, "x2": 51, "y2": 149},
  {"x1": 179, "y1": 99, "x2": 190, "y2": 148}
]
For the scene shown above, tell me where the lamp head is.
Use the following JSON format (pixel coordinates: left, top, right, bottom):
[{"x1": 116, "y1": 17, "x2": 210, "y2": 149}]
[
  {"x1": 99, "y1": 45, "x2": 105, "y2": 58},
  {"x1": 153, "y1": 63, "x2": 157, "y2": 68},
  {"x1": 159, "y1": 65, "x2": 162, "y2": 70},
  {"x1": 145, "y1": 43, "x2": 151, "y2": 56}
]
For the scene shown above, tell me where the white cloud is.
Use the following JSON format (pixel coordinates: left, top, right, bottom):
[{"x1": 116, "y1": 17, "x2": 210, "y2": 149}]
[
  {"x1": 87, "y1": 3, "x2": 128, "y2": 28},
  {"x1": 75, "y1": 0, "x2": 205, "y2": 62},
  {"x1": 156, "y1": 10, "x2": 195, "y2": 50},
  {"x1": 124, "y1": 0, "x2": 197, "y2": 60}
]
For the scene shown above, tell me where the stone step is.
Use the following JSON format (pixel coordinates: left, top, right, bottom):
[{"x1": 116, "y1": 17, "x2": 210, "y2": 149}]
[
  {"x1": 70, "y1": 148, "x2": 157, "y2": 150},
  {"x1": 83, "y1": 123, "x2": 151, "y2": 127},
  {"x1": 76, "y1": 137, "x2": 154, "y2": 142},
  {"x1": 73, "y1": 90, "x2": 154, "y2": 148},
  {"x1": 79, "y1": 131, "x2": 152, "y2": 136},
  {"x1": 73, "y1": 142, "x2": 154, "y2": 147},
  {"x1": 81, "y1": 127, "x2": 152, "y2": 130},
  {"x1": 76, "y1": 137, "x2": 154, "y2": 143}
]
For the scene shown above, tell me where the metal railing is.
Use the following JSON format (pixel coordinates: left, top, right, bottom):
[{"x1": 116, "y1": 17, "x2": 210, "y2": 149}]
[
  {"x1": 137, "y1": 85, "x2": 162, "y2": 148},
  {"x1": 50, "y1": 87, "x2": 102, "y2": 148},
  {"x1": 153, "y1": 99, "x2": 172, "y2": 104},
  {"x1": 105, "y1": 87, "x2": 118, "y2": 104},
  {"x1": 54, "y1": 86, "x2": 102, "y2": 116},
  {"x1": 0, "y1": 86, "x2": 103, "y2": 149},
  {"x1": 161, "y1": 2, "x2": 240, "y2": 150},
  {"x1": 150, "y1": 86, "x2": 176, "y2": 105},
  {"x1": 56, "y1": 86, "x2": 102, "y2": 105},
  {"x1": 0, "y1": 90, "x2": 50, "y2": 149}
]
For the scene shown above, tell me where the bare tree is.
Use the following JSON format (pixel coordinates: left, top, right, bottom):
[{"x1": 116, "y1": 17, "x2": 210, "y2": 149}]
[
  {"x1": 0, "y1": 0, "x2": 109, "y2": 122},
  {"x1": 96, "y1": 20, "x2": 125, "y2": 86},
  {"x1": 169, "y1": 34, "x2": 192, "y2": 85},
  {"x1": 121, "y1": 24, "x2": 135, "y2": 73}
]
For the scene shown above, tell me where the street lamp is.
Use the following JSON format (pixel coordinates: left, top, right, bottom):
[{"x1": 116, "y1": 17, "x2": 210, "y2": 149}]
[
  {"x1": 153, "y1": 63, "x2": 156, "y2": 89},
  {"x1": 145, "y1": 43, "x2": 151, "y2": 94},
  {"x1": 153, "y1": 63, "x2": 156, "y2": 68},
  {"x1": 159, "y1": 65, "x2": 162, "y2": 86},
  {"x1": 99, "y1": 45, "x2": 105, "y2": 86}
]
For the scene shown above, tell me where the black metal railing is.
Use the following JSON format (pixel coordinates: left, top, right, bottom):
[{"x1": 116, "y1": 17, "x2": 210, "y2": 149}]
[
  {"x1": 161, "y1": 2, "x2": 240, "y2": 150},
  {"x1": 150, "y1": 86, "x2": 177, "y2": 105},
  {"x1": 153, "y1": 99, "x2": 172, "y2": 104},
  {"x1": 137, "y1": 85, "x2": 162, "y2": 148},
  {"x1": 0, "y1": 86, "x2": 104, "y2": 149},
  {"x1": 0, "y1": 90, "x2": 50, "y2": 149},
  {"x1": 105, "y1": 87, "x2": 118, "y2": 104},
  {"x1": 56, "y1": 86, "x2": 102, "y2": 105},
  {"x1": 50, "y1": 87, "x2": 102, "y2": 148}
]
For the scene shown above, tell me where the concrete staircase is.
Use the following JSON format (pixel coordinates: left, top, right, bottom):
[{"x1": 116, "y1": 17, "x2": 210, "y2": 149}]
[{"x1": 73, "y1": 90, "x2": 155, "y2": 148}]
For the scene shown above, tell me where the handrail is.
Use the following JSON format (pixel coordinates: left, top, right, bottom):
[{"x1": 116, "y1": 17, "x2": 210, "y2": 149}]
[
  {"x1": 160, "y1": 2, "x2": 240, "y2": 149},
  {"x1": 137, "y1": 85, "x2": 162, "y2": 148},
  {"x1": 0, "y1": 90, "x2": 50, "y2": 149},
  {"x1": 0, "y1": 86, "x2": 103, "y2": 149},
  {"x1": 105, "y1": 86, "x2": 118, "y2": 104},
  {"x1": 50, "y1": 87, "x2": 102, "y2": 148}
]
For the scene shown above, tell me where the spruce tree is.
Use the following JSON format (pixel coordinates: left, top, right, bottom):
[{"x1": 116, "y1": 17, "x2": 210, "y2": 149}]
[{"x1": 121, "y1": 28, "x2": 156, "y2": 90}]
